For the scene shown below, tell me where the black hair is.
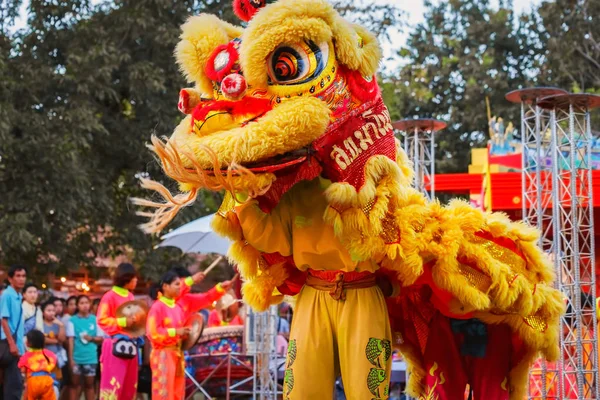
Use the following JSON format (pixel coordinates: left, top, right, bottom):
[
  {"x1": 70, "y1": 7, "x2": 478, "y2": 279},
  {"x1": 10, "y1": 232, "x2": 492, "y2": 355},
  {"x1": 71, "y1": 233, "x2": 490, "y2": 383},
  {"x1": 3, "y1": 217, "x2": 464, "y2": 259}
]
[
  {"x1": 8, "y1": 265, "x2": 27, "y2": 278},
  {"x1": 114, "y1": 263, "x2": 137, "y2": 287},
  {"x1": 50, "y1": 297, "x2": 65, "y2": 306},
  {"x1": 41, "y1": 301, "x2": 55, "y2": 312},
  {"x1": 92, "y1": 298, "x2": 100, "y2": 306},
  {"x1": 23, "y1": 283, "x2": 38, "y2": 294},
  {"x1": 67, "y1": 295, "x2": 78, "y2": 305},
  {"x1": 159, "y1": 270, "x2": 180, "y2": 293},
  {"x1": 149, "y1": 283, "x2": 161, "y2": 301},
  {"x1": 26, "y1": 329, "x2": 45, "y2": 349},
  {"x1": 76, "y1": 295, "x2": 90, "y2": 305},
  {"x1": 171, "y1": 266, "x2": 192, "y2": 278}
]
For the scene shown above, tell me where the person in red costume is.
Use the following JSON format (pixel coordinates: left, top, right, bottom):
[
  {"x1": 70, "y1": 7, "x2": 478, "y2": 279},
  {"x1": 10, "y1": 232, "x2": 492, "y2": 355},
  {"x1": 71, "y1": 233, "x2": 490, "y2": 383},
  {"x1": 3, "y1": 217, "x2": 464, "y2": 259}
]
[
  {"x1": 208, "y1": 293, "x2": 243, "y2": 327},
  {"x1": 96, "y1": 263, "x2": 139, "y2": 400},
  {"x1": 147, "y1": 270, "x2": 233, "y2": 400}
]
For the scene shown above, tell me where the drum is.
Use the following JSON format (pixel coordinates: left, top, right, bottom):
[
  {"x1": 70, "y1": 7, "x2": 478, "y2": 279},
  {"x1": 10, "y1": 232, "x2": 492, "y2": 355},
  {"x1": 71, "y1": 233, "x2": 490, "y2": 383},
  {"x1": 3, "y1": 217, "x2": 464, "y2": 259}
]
[{"x1": 196, "y1": 326, "x2": 244, "y2": 354}]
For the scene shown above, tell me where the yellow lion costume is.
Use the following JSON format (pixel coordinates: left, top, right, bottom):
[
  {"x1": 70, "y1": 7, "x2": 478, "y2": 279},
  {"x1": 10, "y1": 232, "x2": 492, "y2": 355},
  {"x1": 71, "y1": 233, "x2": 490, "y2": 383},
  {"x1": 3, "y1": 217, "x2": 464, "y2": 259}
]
[{"x1": 135, "y1": 0, "x2": 564, "y2": 398}]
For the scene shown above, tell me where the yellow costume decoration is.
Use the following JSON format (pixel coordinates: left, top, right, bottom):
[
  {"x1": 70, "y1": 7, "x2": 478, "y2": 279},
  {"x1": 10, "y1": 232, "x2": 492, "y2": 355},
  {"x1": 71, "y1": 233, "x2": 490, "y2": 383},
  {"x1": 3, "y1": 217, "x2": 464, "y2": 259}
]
[{"x1": 134, "y1": 0, "x2": 564, "y2": 398}]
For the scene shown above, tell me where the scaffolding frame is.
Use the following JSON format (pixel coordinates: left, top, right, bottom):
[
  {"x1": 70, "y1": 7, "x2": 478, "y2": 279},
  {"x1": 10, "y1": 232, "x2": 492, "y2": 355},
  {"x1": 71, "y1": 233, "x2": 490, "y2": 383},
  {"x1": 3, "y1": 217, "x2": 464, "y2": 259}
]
[
  {"x1": 510, "y1": 89, "x2": 600, "y2": 399},
  {"x1": 246, "y1": 306, "x2": 280, "y2": 399},
  {"x1": 540, "y1": 93, "x2": 600, "y2": 400},
  {"x1": 392, "y1": 118, "x2": 447, "y2": 199},
  {"x1": 507, "y1": 87, "x2": 567, "y2": 399}
]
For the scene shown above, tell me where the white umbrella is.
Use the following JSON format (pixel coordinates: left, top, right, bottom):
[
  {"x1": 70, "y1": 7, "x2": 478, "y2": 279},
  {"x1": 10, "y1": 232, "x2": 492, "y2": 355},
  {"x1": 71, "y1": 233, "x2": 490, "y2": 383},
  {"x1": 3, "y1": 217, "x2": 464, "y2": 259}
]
[{"x1": 158, "y1": 214, "x2": 231, "y2": 255}]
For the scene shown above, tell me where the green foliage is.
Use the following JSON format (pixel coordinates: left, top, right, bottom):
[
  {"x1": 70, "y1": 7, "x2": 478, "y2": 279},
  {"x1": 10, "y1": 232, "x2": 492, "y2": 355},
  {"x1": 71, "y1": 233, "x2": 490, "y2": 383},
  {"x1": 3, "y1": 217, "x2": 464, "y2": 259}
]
[
  {"x1": 382, "y1": 0, "x2": 528, "y2": 173},
  {"x1": 0, "y1": 0, "x2": 400, "y2": 276}
]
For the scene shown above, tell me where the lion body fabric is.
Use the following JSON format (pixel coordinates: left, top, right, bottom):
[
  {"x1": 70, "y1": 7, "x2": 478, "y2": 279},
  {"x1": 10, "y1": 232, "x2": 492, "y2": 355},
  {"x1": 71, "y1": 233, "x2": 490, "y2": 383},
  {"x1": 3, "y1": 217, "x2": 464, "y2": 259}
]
[{"x1": 138, "y1": 0, "x2": 564, "y2": 398}]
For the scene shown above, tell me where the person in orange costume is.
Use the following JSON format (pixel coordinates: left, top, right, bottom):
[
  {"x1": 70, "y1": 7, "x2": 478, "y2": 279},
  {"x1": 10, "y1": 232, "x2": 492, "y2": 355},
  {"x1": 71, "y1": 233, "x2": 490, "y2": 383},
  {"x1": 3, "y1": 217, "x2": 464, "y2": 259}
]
[
  {"x1": 147, "y1": 270, "x2": 233, "y2": 400},
  {"x1": 18, "y1": 329, "x2": 58, "y2": 400}
]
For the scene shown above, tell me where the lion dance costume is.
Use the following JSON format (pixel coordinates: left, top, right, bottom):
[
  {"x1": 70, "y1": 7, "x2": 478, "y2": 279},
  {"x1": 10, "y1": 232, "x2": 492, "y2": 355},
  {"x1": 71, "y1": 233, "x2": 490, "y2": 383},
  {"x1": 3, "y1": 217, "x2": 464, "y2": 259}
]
[{"x1": 135, "y1": 0, "x2": 564, "y2": 398}]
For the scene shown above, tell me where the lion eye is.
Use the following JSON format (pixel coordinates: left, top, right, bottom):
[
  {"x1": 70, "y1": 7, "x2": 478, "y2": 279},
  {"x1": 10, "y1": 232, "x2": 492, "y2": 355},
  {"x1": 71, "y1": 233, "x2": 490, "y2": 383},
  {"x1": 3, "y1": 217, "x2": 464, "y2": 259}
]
[{"x1": 267, "y1": 41, "x2": 328, "y2": 86}]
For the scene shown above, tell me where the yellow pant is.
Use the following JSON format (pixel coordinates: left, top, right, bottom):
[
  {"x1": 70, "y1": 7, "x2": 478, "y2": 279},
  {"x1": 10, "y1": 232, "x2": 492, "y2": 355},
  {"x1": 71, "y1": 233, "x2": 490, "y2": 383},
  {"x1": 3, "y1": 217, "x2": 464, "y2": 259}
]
[{"x1": 283, "y1": 285, "x2": 392, "y2": 400}]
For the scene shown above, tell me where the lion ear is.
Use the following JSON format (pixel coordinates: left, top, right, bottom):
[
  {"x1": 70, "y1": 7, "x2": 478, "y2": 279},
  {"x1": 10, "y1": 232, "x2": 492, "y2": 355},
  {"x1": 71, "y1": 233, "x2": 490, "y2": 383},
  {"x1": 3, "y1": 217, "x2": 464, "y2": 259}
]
[
  {"x1": 332, "y1": 19, "x2": 382, "y2": 78},
  {"x1": 175, "y1": 15, "x2": 243, "y2": 95}
]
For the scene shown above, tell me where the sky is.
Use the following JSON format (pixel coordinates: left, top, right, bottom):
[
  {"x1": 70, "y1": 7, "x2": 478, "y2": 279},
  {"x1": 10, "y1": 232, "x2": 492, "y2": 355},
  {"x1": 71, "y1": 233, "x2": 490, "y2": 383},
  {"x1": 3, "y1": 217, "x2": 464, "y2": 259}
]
[{"x1": 13, "y1": 0, "x2": 542, "y2": 71}]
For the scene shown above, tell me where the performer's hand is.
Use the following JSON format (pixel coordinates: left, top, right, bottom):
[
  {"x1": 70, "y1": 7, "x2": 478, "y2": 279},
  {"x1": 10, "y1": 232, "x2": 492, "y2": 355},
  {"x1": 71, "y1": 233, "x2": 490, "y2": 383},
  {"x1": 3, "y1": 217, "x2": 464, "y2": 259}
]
[
  {"x1": 376, "y1": 276, "x2": 393, "y2": 297},
  {"x1": 176, "y1": 327, "x2": 191, "y2": 336},
  {"x1": 192, "y1": 271, "x2": 206, "y2": 284},
  {"x1": 126, "y1": 315, "x2": 138, "y2": 327},
  {"x1": 219, "y1": 280, "x2": 233, "y2": 291}
]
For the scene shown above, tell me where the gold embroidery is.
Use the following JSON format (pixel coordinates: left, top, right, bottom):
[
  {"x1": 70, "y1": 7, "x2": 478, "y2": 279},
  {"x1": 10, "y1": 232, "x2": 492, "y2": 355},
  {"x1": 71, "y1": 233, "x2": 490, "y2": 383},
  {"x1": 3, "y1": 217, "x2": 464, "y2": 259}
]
[
  {"x1": 381, "y1": 213, "x2": 400, "y2": 244},
  {"x1": 457, "y1": 263, "x2": 492, "y2": 293},
  {"x1": 362, "y1": 199, "x2": 375, "y2": 216},
  {"x1": 524, "y1": 314, "x2": 548, "y2": 333},
  {"x1": 469, "y1": 235, "x2": 526, "y2": 270}
]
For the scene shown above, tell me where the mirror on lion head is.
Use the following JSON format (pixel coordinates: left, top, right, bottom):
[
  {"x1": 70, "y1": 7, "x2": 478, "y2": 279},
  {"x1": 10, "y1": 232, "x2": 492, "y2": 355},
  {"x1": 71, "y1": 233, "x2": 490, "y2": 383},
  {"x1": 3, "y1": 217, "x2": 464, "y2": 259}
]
[{"x1": 134, "y1": 0, "x2": 413, "y2": 234}]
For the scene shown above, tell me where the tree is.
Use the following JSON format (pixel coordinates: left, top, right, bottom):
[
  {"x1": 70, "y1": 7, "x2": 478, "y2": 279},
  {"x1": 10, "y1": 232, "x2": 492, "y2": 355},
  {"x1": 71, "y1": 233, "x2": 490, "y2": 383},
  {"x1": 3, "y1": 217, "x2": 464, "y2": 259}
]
[
  {"x1": 519, "y1": 0, "x2": 600, "y2": 93},
  {"x1": 381, "y1": 0, "x2": 529, "y2": 173},
  {"x1": 0, "y1": 0, "x2": 401, "y2": 280}
]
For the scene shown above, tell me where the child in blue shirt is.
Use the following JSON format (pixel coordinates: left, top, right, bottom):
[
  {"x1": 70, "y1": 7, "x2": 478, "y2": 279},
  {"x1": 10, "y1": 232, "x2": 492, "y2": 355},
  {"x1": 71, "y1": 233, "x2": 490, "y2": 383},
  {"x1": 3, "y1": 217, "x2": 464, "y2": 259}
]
[{"x1": 66, "y1": 295, "x2": 102, "y2": 400}]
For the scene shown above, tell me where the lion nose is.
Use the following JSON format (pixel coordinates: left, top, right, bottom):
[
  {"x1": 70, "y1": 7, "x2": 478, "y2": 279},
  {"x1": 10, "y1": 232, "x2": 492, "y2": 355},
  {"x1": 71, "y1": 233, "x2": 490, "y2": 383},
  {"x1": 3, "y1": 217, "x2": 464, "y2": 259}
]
[{"x1": 221, "y1": 73, "x2": 247, "y2": 100}]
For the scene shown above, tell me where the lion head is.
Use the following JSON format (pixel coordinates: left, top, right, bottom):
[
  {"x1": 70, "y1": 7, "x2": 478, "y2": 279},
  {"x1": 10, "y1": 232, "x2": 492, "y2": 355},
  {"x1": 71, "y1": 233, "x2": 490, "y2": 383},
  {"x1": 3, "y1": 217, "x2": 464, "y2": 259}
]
[{"x1": 137, "y1": 0, "x2": 408, "y2": 232}]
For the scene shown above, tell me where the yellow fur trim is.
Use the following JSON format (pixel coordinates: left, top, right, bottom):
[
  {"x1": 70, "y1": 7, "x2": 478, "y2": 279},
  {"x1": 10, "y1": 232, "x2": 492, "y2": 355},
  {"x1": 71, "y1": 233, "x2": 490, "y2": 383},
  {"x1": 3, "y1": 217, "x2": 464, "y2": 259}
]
[
  {"x1": 170, "y1": 97, "x2": 330, "y2": 169},
  {"x1": 228, "y1": 240, "x2": 261, "y2": 280},
  {"x1": 331, "y1": 21, "x2": 381, "y2": 78},
  {"x1": 152, "y1": 134, "x2": 277, "y2": 197},
  {"x1": 211, "y1": 192, "x2": 243, "y2": 241},
  {"x1": 175, "y1": 15, "x2": 242, "y2": 94},
  {"x1": 241, "y1": 262, "x2": 289, "y2": 311}
]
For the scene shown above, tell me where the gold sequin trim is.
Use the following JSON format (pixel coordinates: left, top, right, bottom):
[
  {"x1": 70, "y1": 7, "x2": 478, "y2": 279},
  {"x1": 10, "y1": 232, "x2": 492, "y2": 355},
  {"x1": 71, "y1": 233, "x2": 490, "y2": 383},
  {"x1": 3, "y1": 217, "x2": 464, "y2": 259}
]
[
  {"x1": 381, "y1": 213, "x2": 400, "y2": 244},
  {"x1": 362, "y1": 199, "x2": 375, "y2": 216},
  {"x1": 457, "y1": 263, "x2": 492, "y2": 293},
  {"x1": 523, "y1": 314, "x2": 548, "y2": 333},
  {"x1": 469, "y1": 236, "x2": 526, "y2": 270}
]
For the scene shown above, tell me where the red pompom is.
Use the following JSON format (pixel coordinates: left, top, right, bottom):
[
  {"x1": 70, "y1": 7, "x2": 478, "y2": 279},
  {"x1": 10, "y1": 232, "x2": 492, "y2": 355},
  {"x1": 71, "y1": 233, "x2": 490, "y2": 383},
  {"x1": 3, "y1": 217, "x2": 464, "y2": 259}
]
[
  {"x1": 343, "y1": 66, "x2": 380, "y2": 102},
  {"x1": 221, "y1": 73, "x2": 247, "y2": 100},
  {"x1": 233, "y1": 0, "x2": 268, "y2": 22}
]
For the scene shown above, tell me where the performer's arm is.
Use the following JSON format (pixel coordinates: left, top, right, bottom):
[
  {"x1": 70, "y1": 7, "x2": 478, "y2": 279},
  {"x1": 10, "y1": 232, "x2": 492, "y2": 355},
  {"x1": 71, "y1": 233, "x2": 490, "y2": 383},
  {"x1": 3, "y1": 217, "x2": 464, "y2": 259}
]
[
  {"x1": 234, "y1": 194, "x2": 292, "y2": 255},
  {"x1": 180, "y1": 281, "x2": 231, "y2": 314},
  {"x1": 97, "y1": 299, "x2": 121, "y2": 334}
]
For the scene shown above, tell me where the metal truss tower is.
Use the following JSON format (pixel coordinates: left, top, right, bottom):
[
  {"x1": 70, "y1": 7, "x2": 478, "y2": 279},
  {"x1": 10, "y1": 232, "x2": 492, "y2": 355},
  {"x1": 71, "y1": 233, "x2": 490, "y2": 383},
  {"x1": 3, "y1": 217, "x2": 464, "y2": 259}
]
[
  {"x1": 510, "y1": 89, "x2": 600, "y2": 399},
  {"x1": 392, "y1": 119, "x2": 447, "y2": 200},
  {"x1": 507, "y1": 87, "x2": 567, "y2": 400},
  {"x1": 540, "y1": 93, "x2": 600, "y2": 400},
  {"x1": 247, "y1": 307, "x2": 279, "y2": 399}
]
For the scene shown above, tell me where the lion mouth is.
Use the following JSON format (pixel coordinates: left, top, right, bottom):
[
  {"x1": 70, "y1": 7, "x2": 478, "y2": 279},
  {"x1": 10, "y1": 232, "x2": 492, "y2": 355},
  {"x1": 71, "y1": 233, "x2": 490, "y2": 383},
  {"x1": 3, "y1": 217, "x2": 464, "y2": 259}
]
[
  {"x1": 206, "y1": 148, "x2": 310, "y2": 175},
  {"x1": 171, "y1": 96, "x2": 331, "y2": 173}
]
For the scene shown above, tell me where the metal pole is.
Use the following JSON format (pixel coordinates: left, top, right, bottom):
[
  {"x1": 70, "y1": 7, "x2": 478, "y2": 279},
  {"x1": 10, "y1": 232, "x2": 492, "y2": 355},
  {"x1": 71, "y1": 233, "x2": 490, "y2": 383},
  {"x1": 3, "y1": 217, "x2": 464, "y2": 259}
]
[
  {"x1": 392, "y1": 119, "x2": 446, "y2": 200},
  {"x1": 507, "y1": 88, "x2": 568, "y2": 399},
  {"x1": 540, "y1": 93, "x2": 600, "y2": 399}
]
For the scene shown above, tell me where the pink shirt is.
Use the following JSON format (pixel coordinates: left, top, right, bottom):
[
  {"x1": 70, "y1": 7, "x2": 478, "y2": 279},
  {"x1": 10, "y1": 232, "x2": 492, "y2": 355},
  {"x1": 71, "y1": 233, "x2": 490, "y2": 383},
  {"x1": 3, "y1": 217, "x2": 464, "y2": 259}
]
[{"x1": 97, "y1": 286, "x2": 134, "y2": 337}]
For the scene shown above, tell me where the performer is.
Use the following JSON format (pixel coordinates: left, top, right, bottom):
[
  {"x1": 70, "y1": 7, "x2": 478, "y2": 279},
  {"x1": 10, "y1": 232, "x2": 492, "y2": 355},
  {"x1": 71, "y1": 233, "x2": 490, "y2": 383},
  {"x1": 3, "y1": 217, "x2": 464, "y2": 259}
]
[
  {"x1": 18, "y1": 329, "x2": 58, "y2": 400},
  {"x1": 146, "y1": 271, "x2": 233, "y2": 400},
  {"x1": 207, "y1": 293, "x2": 243, "y2": 327},
  {"x1": 135, "y1": 0, "x2": 564, "y2": 398},
  {"x1": 96, "y1": 263, "x2": 140, "y2": 400}
]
